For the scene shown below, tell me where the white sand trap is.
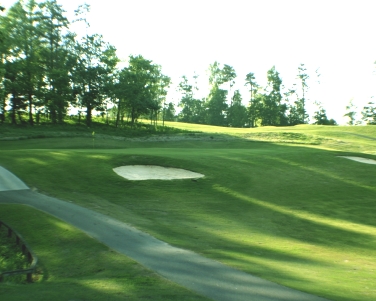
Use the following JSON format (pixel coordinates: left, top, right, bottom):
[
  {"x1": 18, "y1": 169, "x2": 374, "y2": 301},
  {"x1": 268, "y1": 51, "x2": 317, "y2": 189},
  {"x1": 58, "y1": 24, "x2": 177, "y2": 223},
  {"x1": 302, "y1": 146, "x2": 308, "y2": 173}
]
[
  {"x1": 0, "y1": 166, "x2": 29, "y2": 191},
  {"x1": 339, "y1": 156, "x2": 376, "y2": 165},
  {"x1": 113, "y1": 165, "x2": 205, "y2": 180}
]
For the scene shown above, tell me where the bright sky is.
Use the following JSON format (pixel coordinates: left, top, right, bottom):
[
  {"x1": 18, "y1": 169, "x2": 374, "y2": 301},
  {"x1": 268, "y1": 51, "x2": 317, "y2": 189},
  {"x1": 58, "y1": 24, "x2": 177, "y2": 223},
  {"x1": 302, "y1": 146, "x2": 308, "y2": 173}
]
[{"x1": 2, "y1": 0, "x2": 376, "y2": 124}]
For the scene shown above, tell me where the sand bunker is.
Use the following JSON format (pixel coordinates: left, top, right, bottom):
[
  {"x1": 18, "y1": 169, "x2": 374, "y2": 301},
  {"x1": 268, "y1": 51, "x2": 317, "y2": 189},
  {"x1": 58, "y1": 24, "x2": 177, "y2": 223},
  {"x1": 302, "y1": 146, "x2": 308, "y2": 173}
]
[
  {"x1": 113, "y1": 165, "x2": 205, "y2": 180},
  {"x1": 339, "y1": 156, "x2": 376, "y2": 165}
]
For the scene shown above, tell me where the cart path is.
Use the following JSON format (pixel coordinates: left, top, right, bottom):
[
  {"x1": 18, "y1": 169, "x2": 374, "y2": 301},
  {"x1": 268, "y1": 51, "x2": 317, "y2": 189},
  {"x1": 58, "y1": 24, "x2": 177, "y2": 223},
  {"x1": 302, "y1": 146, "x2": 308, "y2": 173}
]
[{"x1": 0, "y1": 167, "x2": 329, "y2": 301}]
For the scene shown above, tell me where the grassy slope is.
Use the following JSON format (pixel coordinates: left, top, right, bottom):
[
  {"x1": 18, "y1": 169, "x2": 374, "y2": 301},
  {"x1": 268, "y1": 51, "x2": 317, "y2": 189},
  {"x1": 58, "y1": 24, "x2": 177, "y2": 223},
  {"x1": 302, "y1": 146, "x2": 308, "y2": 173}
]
[{"x1": 0, "y1": 122, "x2": 376, "y2": 300}]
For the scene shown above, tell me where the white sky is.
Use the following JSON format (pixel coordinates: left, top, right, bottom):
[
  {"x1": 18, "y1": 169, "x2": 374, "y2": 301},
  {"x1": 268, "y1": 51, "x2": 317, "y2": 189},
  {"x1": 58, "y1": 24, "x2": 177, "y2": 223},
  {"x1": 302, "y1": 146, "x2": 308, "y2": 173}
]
[{"x1": 2, "y1": 0, "x2": 376, "y2": 124}]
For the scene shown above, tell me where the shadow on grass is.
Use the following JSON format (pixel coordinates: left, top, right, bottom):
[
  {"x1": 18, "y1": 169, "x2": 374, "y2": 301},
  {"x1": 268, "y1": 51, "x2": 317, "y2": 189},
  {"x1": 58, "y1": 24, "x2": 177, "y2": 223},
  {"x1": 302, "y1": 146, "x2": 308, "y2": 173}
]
[{"x1": 0, "y1": 205, "x2": 211, "y2": 301}]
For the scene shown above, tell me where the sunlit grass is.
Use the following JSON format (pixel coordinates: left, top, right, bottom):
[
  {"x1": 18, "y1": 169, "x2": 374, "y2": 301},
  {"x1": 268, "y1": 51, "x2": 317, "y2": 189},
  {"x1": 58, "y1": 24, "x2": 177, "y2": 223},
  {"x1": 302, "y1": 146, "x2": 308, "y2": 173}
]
[{"x1": 213, "y1": 185, "x2": 376, "y2": 237}]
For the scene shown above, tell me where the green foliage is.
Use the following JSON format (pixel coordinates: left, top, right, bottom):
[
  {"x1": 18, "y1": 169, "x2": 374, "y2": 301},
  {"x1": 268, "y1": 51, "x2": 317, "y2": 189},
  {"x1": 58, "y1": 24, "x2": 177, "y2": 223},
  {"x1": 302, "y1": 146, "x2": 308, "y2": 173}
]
[
  {"x1": 115, "y1": 55, "x2": 169, "y2": 127},
  {"x1": 259, "y1": 66, "x2": 286, "y2": 126},
  {"x1": 344, "y1": 99, "x2": 358, "y2": 125},
  {"x1": 207, "y1": 62, "x2": 236, "y2": 90},
  {"x1": 1, "y1": 1, "x2": 366, "y2": 132},
  {"x1": 313, "y1": 102, "x2": 337, "y2": 125},
  {"x1": 0, "y1": 119, "x2": 190, "y2": 143},
  {"x1": 72, "y1": 34, "x2": 119, "y2": 127},
  {"x1": 0, "y1": 9, "x2": 6, "y2": 123},
  {"x1": 205, "y1": 85, "x2": 228, "y2": 126},
  {"x1": 36, "y1": 0, "x2": 72, "y2": 124},
  {"x1": 0, "y1": 1, "x2": 119, "y2": 127},
  {"x1": 245, "y1": 72, "x2": 259, "y2": 127},
  {"x1": 178, "y1": 75, "x2": 194, "y2": 122},
  {"x1": 227, "y1": 90, "x2": 247, "y2": 127},
  {"x1": 204, "y1": 62, "x2": 237, "y2": 126},
  {"x1": 245, "y1": 66, "x2": 314, "y2": 127},
  {"x1": 1, "y1": 0, "x2": 343, "y2": 131},
  {"x1": 221, "y1": 64, "x2": 236, "y2": 89},
  {"x1": 177, "y1": 75, "x2": 204, "y2": 124},
  {"x1": 287, "y1": 102, "x2": 302, "y2": 125},
  {"x1": 296, "y1": 63, "x2": 309, "y2": 123},
  {"x1": 361, "y1": 101, "x2": 376, "y2": 125},
  {"x1": 163, "y1": 102, "x2": 176, "y2": 121},
  {"x1": 5, "y1": 0, "x2": 48, "y2": 125}
]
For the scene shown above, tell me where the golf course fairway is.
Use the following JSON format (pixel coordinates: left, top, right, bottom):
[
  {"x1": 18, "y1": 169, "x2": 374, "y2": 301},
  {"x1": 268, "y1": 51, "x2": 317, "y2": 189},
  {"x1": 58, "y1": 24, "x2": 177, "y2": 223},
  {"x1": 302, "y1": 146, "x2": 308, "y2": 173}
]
[{"x1": 0, "y1": 123, "x2": 375, "y2": 301}]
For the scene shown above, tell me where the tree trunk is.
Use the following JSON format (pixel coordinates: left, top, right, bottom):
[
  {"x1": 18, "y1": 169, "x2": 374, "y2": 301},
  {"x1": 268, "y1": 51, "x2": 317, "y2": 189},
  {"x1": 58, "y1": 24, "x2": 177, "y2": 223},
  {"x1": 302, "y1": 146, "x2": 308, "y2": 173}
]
[
  {"x1": 28, "y1": 93, "x2": 34, "y2": 125},
  {"x1": 10, "y1": 95, "x2": 17, "y2": 125},
  {"x1": 86, "y1": 104, "x2": 92, "y2": 127},
  {"x1": 17, "y1": 110, "x2": 23, "y2": 124},
  {"x1": 50, "y1": 108, "x2": 57, "y2": 123},
  {"x1": 131, "y1": 108, "x2": 136, "y2": 128},
  {"x1": 57, "y1": 108, "x2": 64, "y2": 124},
  {"x1": 36, "y1": 110, "x2": 40, "y2": 124},
  {"x1": 115, "y1": 100, "x2": 121, "y2": 128},
  {"x1": 57, "y1": 110, "x2": 64, "y2": 123},
  {"x1": 56, "y1": 94, "x2": 64, "y2": 124},
  {"x1": 0, "y1": 97, "x2": 5, "y2": 124}
]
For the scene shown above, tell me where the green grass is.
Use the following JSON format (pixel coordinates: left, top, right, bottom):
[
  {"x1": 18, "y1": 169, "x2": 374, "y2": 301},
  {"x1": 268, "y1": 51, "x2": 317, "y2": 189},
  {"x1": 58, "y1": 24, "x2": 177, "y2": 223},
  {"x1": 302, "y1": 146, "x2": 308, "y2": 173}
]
[
  {"x1": 0, "y1": 205, "x2": 211, "y2": 301},
  {"x1": 0, "y1": 226, "x2": 29, "y2": 284},
  {"x1": 1, "y1": 122, "x2": 376, "y2": 300},
  {"x1": 0, "y1": 118, "x2": 188, "y2": 142}
]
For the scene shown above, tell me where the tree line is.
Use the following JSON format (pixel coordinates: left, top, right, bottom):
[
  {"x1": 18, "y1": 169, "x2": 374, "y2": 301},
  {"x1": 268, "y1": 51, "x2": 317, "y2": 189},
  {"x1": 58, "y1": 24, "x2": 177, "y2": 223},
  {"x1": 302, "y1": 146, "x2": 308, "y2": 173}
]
[
  {"x1": 176, "y1": 62, "x2": 340, "y2": 127},
  {"x1": 1, "y1": 1, "x2": 375, "y2": 128},
  {"x1": 0, "y1": 0, "x2": 170, "y2": 127}
]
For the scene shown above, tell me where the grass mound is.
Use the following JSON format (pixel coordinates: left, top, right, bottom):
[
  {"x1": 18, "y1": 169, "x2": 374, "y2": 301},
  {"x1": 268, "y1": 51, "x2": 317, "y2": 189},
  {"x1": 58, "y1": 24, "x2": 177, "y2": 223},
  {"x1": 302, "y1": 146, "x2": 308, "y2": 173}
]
[{"x1": 242, "y1": 131, "x2": 325, "y2": 144}]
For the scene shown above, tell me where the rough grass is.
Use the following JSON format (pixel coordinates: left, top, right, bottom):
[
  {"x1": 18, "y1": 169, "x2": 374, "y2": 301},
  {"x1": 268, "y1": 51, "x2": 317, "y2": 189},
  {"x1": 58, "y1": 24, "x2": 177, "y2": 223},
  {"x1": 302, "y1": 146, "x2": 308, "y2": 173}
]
[
  {"x1": 0, "y1": 205, "x2": 211, "y2": 301},
  {"x1": 1, "y1": 122, "x2": 376, "y2": 300},
  {"x1": 0, "y1": 226, "x2": 29, "y2": 284},
  {"x1": 0, "y1": 119, "x2": 188, "y2": 142}
]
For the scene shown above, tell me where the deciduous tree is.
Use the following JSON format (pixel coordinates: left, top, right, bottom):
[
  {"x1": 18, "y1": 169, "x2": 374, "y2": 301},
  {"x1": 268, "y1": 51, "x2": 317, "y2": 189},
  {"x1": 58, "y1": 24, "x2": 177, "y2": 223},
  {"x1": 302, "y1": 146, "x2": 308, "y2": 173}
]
[
  {"x1": 71, "y1": 34, "x2": 118, "y2": 126},
  {"x1": 361, "y1": 101, "x2": 376, "y2": 125},
  {"x1": 297, "y1": 63, "x2": 309, "y2": 123},
  {"x1": 37, "y1": 0, "x2": 72, "y2": 123},
  {"x1": 163, "y1": 102, "x2": 176, "y2": 122},
  {"x1": 313, "y1": 102, "x2": 337, "y2": 125},
  {"x1": 260, "y1": 66, "x2": 285, "y2": 126},
  {"x1": 227, "y1": 90, "x2": 247, "y2": 127},
  {"x1": 5, "y1": 0, "x2": 43, "y2": 125},
  {"x1": 206, "y1": 85, "x2": 228, "y2": 126},
  {"x1": 344, "y1": 98, "x2": 358, "y2": 125},
  {"x1": 206, "y1": 62, "x2": 236, "y2": 126},
  {"x1": 245, "y1": 72, "x2": 259, "y2": 127},
  {"x1": 115, "y1": 55, "x2": 167, "y2": 126}
]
